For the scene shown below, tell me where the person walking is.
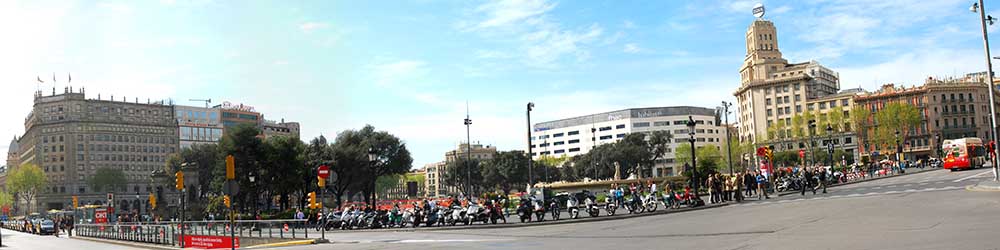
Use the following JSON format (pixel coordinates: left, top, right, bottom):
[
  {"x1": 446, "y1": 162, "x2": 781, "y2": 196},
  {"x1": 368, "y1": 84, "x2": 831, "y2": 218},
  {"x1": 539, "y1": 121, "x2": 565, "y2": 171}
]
[
  {"x1": 801, "y1": 167, "x2": 814, "y2": 196},
  {"x1": 743, "y1": 170, "x2": 755, "y2": 197},
  {"x1": 734, "y1": 173, "x2": 744, "y2": 202},
  {"x1": 818, "y1": 168, "x2": 828, "y2": 194},
  {"x1": 756, "y1": 171, "x2": 769, "y2": 200},
  {"x1": 706, "y1": 175, "x2": 716, "y2": 204}
]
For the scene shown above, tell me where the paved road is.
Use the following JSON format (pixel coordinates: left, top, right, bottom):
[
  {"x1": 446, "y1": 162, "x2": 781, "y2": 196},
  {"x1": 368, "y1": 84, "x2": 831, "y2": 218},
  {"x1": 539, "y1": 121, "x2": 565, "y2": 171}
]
[
  {"x1": 284, "y1": 167, "x2": 1000, "y2": 250},
  {"x1": 0, "y1": 228, "x2": 144, "y2": 250}
]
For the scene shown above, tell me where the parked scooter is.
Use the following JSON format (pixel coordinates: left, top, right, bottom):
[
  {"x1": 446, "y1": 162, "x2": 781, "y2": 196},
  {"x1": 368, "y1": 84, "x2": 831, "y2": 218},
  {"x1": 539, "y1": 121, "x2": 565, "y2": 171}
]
[
  {"x1": 604, "y1": 196, "x2": 617, "y2": 216},
  {"x1": 532, "y1": 198, "x2": 546, "y2": 222},
  {"x1": 566, "y1": 196, "x2": 580, "y2": 219},
  {"x1": 585, "y1": 195, "x2": 600, "y2": 217},
  {"x1": 643, "y1": 193, "x2": 658, "y2": 212}
]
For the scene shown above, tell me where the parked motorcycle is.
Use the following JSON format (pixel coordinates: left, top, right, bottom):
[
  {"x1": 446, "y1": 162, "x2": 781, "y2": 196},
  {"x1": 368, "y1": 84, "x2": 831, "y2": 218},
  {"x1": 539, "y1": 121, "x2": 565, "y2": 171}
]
[
  {"x1": 549, "y1": 200, "x2": 561, "y2": 221},
  {"x1": 517, "y1": 199, "x2": 533, "y2": 223}
]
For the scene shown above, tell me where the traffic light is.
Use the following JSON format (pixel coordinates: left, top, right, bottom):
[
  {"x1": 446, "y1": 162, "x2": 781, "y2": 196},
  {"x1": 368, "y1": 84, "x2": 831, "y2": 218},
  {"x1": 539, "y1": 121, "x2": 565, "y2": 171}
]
[
  {"x1": 307, "y1": 192, "x2": 317, "y2": 209},
  {"x1": 72, "y1": 196, "x2": 78, "y2": 209},
  {"x1": 149, "y1": 194, "x2": 157, "y2": 210},
  {"x1": 225, "y1": 155, "x2": 235, "y2": 180},
  {"x1": 317, "y1": 176, "x2": 326, "y2": 188},
  {"x1": 223, "y1": 195, "x2": 231, "y2": 208},
  {"x1": 174, "y1": 171, "x2": 185, "y2": 191}
]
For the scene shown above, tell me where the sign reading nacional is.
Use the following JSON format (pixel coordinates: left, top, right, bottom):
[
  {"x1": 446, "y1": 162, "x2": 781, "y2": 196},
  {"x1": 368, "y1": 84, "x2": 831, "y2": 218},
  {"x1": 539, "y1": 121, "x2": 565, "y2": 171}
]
[
  {"x1": 220, "y1": 101, "x2": 256, "y2": 112},
  {"x1": 753, "y1": 3, "x2": 765, "y2": 18}
]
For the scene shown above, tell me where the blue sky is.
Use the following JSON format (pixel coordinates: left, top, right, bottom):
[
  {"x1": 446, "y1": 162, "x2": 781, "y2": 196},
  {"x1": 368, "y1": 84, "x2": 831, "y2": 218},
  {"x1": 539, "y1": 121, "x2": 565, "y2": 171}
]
[{"x1": 1, "y1": 0, "x2": 997, "y2": 168}]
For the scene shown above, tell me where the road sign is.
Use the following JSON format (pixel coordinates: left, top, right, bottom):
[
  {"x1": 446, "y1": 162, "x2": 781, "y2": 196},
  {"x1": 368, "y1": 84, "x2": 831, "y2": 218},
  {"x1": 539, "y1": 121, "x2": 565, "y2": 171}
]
[
  {"x1": 224, "y1": 181, "x2": 240, "y2": 196},
  {"x1": 317, "y1": 165, "x2": 330, "y2": 179},
  {"x1": 828, "y1": 143, "x2": 834, "y2": 152}
]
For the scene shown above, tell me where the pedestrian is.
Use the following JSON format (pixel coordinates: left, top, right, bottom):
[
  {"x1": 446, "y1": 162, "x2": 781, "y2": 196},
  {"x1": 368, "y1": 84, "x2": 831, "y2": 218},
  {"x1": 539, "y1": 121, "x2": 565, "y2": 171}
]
[
  {"x1": 706, "y1": 175, "x2": 716, "y2": 204},
  {"x1": 756, "y1": 171, "x2": 769, "y2": 200},
  {"x1": 734, "y1": 173, "x2": 744, "y2": 202},
  {"x1": 744, "y1": 170, "x2": 755, "y2": 197},
  {"x1": 801, "y1": 167, "x2": 814, "y2": 196},
  {"x1": 818, "y1": 168, "x2": 828, "y2": 194}
]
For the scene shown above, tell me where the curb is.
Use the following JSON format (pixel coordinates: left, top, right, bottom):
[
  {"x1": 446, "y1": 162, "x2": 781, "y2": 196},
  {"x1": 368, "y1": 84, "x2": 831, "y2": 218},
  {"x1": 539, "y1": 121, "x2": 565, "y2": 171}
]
[
  {"x1": 776, "y1": 168, "x2": 939, "y2": 197},
  {"x1": 966, "y1": 180, "x2": 1000, "y2": 192},
  {"x1": 245, "y1": 239, "x2": 317, "y2": 249},
  {"x1": 70, "y1": 236, "x2": 178, "y2": 250}
]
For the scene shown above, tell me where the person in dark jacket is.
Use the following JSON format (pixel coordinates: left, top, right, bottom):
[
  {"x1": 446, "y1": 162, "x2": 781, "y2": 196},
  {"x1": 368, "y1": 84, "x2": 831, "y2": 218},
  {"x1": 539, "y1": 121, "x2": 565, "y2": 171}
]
[{"x1": 802, "y1": 168, "x2": 815, "y2": 196}]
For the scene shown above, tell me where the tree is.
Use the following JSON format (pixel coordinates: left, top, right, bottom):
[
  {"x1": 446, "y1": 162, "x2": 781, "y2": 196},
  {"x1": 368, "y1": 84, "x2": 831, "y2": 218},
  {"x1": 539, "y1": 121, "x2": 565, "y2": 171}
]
[
  {"x1": 722, "y1": 136, "x2": 753, "y2": 172},
  {"x1": 88, "y1": 168, "x2": 127, "y2": 193},
  {"x1": 535, "y1": 155, "x2": 568, "y2": 182},
  {"x1": 851, "y1": 107, "x2": 872, "y2": 149},
  {"x1": 215, "y1": 123, "x2": 265, "y2": 212},
  {"x1": 358, "y1": 125, "x2": 412, "y2": 206},
  {"x1": 262, "y1": 135, "x2": 306, "y2": 210},
  {"x1": 443, "y1": 157, "x2": 482, "y2": 196},
  {"x1": 647, "y1": 130, "x2": 673, "y2": 177},
  {"x1": 610, "y1": 133, "x2": 654, "y2": 179},
  {"x1": 7, "y1": 164, "x2": 47, "y2": 215},
  {"x1": 675, "y1": 143, "x2": 722, "y2": 182},
  {"x1": 828, "y1": 106, "x2": 845, "y2": 133},
  {"x1": 791, "y1": 114, "x2": 805, "y2": 141},
  {"x1": 480, "y1": 151, "x2": 529, "y2": 195},
  {"x1": 569, "y1": 144, "x2": 616, "y2": 181},
  {"x1": 873, "y1": 102, "x2": 922, "y2": 154},
  {"x1": 327, "y1": 134, "x2": 365, "y2": 208},
  {"x1": 0, "y1": 191, "x2": 13, "y2": 210},
  {"x1": 181, "y1": 143, "x2": 222, "y2": 198}
]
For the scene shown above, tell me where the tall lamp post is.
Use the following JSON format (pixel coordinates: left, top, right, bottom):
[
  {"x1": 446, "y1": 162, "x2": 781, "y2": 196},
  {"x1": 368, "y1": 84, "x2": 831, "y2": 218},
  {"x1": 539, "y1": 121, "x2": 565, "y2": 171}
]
[
  {"x1": 464, "y1": 108, "x2": 473, "y2": 197},
  {"x1": 808, "y1": 120, "x2": 817, "y2": 167},
  {"x1": 721, "y1": 101, "x2": 734, "y2": 175},
  {"x1": 934, "y1": 134, "x2": 941, "y2": 158},
  {"x1": 368, "y1": 147, "x2": 377, "y2": 200},
  {"x1": 826, "y1": 124, "x2": 834, "y2": 168},
  {"x1": 526, "y1": 102, "x2": 535, "y2": 188},
  {"x1": 972, "y1": 0, "x2": 1000, "y2": 182},
  {"x1": 686, "y1": 116, "x2": 699, "y2": 197}
]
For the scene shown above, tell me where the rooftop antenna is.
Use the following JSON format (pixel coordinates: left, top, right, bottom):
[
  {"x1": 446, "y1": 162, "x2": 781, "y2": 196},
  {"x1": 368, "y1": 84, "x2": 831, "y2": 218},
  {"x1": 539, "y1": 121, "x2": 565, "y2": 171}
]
[{"x1": 190, "y1": 98, "x2": 212, "y2": 108}]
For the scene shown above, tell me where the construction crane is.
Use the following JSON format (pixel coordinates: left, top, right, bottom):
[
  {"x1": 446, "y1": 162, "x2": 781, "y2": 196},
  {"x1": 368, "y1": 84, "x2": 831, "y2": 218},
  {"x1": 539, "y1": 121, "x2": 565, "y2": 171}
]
[{"x1": 190, "y1": 99, "x2": 212, "y2": 108}]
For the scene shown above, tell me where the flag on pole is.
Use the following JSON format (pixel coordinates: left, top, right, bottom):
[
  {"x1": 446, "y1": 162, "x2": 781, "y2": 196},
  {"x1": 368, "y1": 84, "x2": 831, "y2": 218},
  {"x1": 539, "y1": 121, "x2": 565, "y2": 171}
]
[
  {"x1": 68, "y1": 73, "x2": 72, "y2": 83},
  {"x1": 53, "y1": 73, "x2": 57, "y2": 83},
  {"x1": 37, "y1": 76, "x2": 44, "y2": 83}
]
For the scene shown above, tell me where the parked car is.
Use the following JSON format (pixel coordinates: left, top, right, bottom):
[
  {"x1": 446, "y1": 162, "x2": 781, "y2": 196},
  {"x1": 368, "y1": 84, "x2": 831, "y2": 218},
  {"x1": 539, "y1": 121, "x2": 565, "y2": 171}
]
[{"x1": 36, "y1": 219, "x2": 56, "y2": 235}]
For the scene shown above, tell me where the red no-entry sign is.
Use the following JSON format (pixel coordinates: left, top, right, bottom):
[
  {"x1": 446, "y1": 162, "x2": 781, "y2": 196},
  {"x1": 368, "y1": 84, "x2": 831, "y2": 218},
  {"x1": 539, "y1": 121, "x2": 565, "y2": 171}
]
[{"x1": 317, "y1": 165, "x2": 330, "y2": 179}]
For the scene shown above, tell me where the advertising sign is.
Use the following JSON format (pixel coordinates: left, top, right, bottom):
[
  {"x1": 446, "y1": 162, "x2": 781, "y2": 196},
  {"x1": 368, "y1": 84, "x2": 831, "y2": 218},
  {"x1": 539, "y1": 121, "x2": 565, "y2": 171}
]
[
  {"x1": 95, "y1": 208, "x2": 108, "y2": 224},
  {"x1": 183, "y1": 235, "x2": 239, "y2": 249}
]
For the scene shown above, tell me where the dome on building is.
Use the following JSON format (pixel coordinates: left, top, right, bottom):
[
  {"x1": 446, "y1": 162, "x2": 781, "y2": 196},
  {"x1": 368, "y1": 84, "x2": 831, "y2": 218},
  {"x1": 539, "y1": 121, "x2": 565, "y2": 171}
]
[{"x1": 7, "y1": 136, "x2": 18, "y2": 154}]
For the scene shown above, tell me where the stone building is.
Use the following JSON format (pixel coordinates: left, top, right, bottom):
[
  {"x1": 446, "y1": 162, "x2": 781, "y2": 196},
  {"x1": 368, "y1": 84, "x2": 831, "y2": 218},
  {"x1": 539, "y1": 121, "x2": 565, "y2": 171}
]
[
  {"x1": 424, "y1": 143, "x2": 496, "y2": 198},
  {"x1": 16, "y1": 88, "x2": 179, "y2": 214}
]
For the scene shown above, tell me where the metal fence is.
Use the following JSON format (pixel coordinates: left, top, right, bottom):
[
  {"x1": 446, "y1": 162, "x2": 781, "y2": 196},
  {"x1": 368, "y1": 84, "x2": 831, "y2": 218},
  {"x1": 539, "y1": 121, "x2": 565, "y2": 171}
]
[
  {"x1": 74, "y1": 219, "x2": 312, "y2": 247},
  {"x1": 75, "y1": 224, "x2": 176, "y2": 246}
]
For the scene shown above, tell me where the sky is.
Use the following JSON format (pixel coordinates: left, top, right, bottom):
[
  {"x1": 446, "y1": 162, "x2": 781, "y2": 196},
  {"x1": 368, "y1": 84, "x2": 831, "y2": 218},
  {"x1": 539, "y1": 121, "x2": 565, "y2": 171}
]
[{"x1": 1, "y1": 0, "x2": 998, "y2": 168}]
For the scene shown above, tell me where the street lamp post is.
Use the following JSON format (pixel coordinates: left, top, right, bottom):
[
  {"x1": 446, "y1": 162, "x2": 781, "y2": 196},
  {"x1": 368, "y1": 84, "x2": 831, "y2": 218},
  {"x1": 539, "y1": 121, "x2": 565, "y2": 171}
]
[
  {"x1": 368, "y1": 147, "x2": 377, "y2": 201},
  {"x1": 972, "y1": 0, "x2": 1000, "y2": 182},
  {"x1": 686, "y1": 116, "x2": 699, "y2": 198},
  {"x1": 721, "y1": 101, "x2": 734, "y2": 175},
  {"x1": 526, "y1": 102, "x2": 535, "y2": 188},
  {"x1": 464, "y1": 110, "x2": 473, "y2": 196},
  {"x1": 935, "y1": 134, "x2": 941, "y2": 158},
  {"x1": 808, "y1": 120, "x2": 817, "y2": 167},
  {"x1": 895, "y1": 129, "x2": 901, "y2": 162},
  {"x1": 543, "y1": 139, "x2": 549, "y2": 183},
  {"x1": 826, "y1": 124, "x2": 834, "y2": 168}
]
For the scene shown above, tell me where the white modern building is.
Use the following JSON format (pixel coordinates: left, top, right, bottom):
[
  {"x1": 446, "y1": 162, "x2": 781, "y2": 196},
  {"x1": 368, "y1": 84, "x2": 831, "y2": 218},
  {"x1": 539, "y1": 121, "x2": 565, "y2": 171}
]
[{"x1": 531, "y1": 106, "x2": 728, "y2": 177}]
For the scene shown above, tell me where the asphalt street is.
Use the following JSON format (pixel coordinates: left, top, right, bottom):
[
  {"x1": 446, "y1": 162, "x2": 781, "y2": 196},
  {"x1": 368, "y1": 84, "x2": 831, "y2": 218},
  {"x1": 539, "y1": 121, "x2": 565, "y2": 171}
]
[
  {"x1": 5, "y1": 167, "x2": 998, "y2": 249},
  {"x1": 285, "y1": 167, "x2": 1000, "y2": 250},
  {"x1": 0, "y1": 228, "x2": 145, "y2": 250}
]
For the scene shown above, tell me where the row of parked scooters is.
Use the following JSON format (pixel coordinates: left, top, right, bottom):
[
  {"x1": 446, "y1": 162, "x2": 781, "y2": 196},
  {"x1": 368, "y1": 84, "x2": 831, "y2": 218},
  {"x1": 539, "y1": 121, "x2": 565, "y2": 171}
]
[{"x1": 319, "y1": 191, "x2": 703, "y2": 231}]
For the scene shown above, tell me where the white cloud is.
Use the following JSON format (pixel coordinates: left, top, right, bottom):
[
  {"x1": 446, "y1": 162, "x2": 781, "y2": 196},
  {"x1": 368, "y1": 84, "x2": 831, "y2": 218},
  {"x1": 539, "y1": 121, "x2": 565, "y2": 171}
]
[
  {"x1": 838, "y1": 48, "x2": 983, "y2": 90},
  {"x1": 98, "y1": 2, "x2": 133, "y2": 13},
  {"x1": 623, "y1": 20, "x2": 636, "y2": 29},
  {"x1": 299, "y1": 22, "x2": 328, "y2": 33},
  {"x1": 461, "y1": 0, "x2": 603, "y2": 68},
  {"x1": 272, "y1": 60, "x2": 289, "y2": 66},
  {"x1": 370, "y1": 60, "x2": 428, "y2": 87},
  {"x1": 623, "y1": 43, "x2": 641, "y2": 54},
  {"x1": 475, "y1": 50, "x2": 514, "y2": 59},
  {"x1": 771, "y1": 5, "x2": 791, "y2": 14},
  {"x1": 471, "y1": 0, "x2": 556, "y2": 30}
]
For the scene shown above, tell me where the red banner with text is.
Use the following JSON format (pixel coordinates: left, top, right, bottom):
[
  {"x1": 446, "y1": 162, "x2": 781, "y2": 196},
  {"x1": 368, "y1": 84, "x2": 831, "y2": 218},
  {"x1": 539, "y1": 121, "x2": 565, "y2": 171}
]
[{"x1": 183, "y1": 235, "x2": 240, "y2": 249}]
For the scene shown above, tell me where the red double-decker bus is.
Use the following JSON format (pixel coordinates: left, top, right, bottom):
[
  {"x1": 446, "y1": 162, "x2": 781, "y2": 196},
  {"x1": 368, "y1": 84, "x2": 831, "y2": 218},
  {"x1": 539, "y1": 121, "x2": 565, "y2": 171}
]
[{"x1": 942, "y1": 138, "x2": 987, "y2": 171}]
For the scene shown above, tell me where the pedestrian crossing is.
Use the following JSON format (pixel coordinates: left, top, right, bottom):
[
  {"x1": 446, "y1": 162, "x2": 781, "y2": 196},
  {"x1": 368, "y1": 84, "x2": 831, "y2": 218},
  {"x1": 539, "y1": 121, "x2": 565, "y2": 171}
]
[{"x1": 730, "y1": 186, "x2": 965, "y2": 207}]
